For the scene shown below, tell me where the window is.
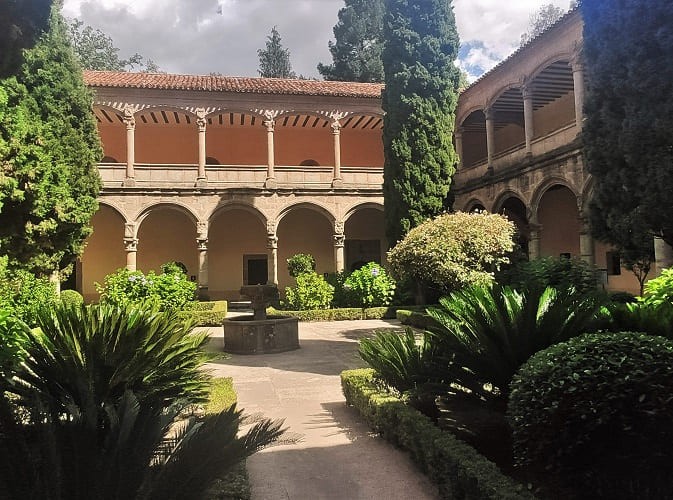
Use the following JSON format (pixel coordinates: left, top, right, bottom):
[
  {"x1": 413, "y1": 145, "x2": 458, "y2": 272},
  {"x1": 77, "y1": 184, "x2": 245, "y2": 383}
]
[{"x1": 606, "y1": 251, "x2": 621, "y2": 275}]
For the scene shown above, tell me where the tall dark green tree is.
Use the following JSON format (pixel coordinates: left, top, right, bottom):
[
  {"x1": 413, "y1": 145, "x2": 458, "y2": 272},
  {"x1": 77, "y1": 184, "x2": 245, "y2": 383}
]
[
  {"x1": 582, "y1": 0, "x2": 673, "y2": 253},
  {"x1": 317, "y1": 0, "x2": 385, "y2": 82},
  {"x1": 257, "y1": 26, "x2": 296, "y2": 78},
  {"x1": 0, "y1": 9, "x2": 102, "y2": 276},
  {"x1": 0, "y1": 0, "x2": 52, "y2": 77},
  {"x1": 382, "y1": 0, "x2": 461, "y2": 245}
]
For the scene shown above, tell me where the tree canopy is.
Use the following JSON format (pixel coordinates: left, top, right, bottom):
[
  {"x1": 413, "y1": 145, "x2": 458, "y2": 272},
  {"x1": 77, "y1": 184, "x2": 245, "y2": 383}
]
[
  {"x1": 0, "y1": 0, "x2": 52, "y2": 77},
  {"x1": 317, "y1": 0, "x2": 385, "y2": 82},
  {"x1": 520, "y1": 3, "x2": 566, "y2": 46},
  {"x1": 67, "y1": 19, "x2": 160, "y2": 72},
  {"x1": 257, "y1": 27, "x2": 296, "y2": 79},
  {"x1": 382, "y1": 0, "x2": 461, "y2": 246},
  {"x1": 0, "y1": 10, "x2": 102, "y2": 275},
  {"x1": 582, "y1": 0, "x2": 673, "y2": 253}
]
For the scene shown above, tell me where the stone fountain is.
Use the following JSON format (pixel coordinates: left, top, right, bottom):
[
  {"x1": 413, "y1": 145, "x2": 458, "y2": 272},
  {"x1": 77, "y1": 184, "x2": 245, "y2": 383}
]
[{"x1": 222, "y1": 284, "x2": 299, "y2": 354}]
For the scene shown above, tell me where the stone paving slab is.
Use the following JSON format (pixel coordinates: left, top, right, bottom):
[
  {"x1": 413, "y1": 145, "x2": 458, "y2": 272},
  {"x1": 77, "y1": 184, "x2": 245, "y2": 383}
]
[{"x1": 203, "y1": 319, "x2": 439, "y2": 500}]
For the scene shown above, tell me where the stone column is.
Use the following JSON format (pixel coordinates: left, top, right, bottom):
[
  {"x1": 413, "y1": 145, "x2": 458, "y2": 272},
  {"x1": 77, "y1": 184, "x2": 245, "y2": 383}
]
[
  {"x1": 654, "y1": 237, "x2": 673, "y2": 275},
  {"x1": 579, "y1": 218, "x2": 595, "y2": 265},
  {"x1": 571, "y1": 59, "x2": 585, "y2": 129},
  {"x1": 267, "y1": 234, "x2": 278, "y2": 285},
  {"x1": 522, "y1": 85, "x2": 535, "y2": 154},
  {"x1": 197, "y1": 221, "x2": 209, "y2": 299},
  {"x1": 124, "y1": 222, "x2": 138, "y2": 271},
  {"x1": 264, "y1": 118, "x2": 277, "y2": 189},
  {"x1": 484, "y1": 107, "x2": 496, "y2": 173},
  {"x1": 455, "y1": 127, "x2": 464, "y2": 169},
  {"x1": 331, "y1": 120, "x2": 343, "y2": 187},
  {"x1": 123, "y1": 109, "x2": 136, "y2": 187},
  {"x1": 196, "y1": 111, "x2": 207, "y2": 186},
  {"x1": 528, "y1": 224, "x2": 541, "y2": 260},
  {"x1": 334, "y1": 221, "x2": 345, "y2": 273}
]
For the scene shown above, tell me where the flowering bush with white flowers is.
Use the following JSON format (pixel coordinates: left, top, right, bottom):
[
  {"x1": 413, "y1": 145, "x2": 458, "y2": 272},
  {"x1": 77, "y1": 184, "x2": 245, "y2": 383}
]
[
  {"x1": 96, "y1": 263, "x2": 196, "y2": 310},
  {"x1": 344, "y1": 262, "x2": 395, "y2": 307}
]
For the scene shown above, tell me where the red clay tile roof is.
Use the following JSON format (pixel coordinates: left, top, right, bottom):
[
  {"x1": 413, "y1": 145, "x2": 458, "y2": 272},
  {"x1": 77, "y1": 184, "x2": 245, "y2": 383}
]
[{"x1": 83, "y1": 70, "x2": 383, "y2": 99}]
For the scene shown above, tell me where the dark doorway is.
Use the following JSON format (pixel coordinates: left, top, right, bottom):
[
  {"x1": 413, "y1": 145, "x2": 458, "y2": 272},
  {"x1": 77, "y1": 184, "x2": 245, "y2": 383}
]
[{"x1": 244, "y1": 254, "x2": 268, "y2": 285}]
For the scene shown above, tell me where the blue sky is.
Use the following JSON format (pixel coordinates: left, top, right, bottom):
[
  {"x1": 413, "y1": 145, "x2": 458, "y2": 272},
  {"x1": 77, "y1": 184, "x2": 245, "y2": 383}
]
[{"x1": 62, "y1": 0, "x2": 572, "y2": 80}]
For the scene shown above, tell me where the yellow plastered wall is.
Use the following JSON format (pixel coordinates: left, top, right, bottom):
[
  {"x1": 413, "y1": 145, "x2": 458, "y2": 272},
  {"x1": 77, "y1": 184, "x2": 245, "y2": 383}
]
[
  {"x1": 80, "y1": 206, "x2": 126, "y2": 302},
  {"x1": 208, "y1": 210, "x2": 268, "y2": 300},
  {"x1": 277, "y1": 208, "x2": 334, "y2": 291},
  {"x1": 538, "y1": 186, "x2": 581, "y2": 257},
  {"x1": 136, "y1": 210, "x2": 198, "y2": 277}
]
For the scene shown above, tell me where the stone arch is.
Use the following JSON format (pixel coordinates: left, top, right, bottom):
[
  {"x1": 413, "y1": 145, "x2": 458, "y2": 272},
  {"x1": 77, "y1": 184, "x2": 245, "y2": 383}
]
[
  {"x1": 98, "y1": 200, "x2": 129, "y2": 224},
  {"x1": 527, "y1": 53, "x2": 573, "y2": 83},
  {"x1": 530, "y1": 176, "x2": 579, "y2": 220},
  {"x1": 209, "y1": 202, "x2": 268, "y2": 229},
  {"x1": 456, "y1": 104, "x2": 486, "y2": 130},
  {"x1": 486, "y1": 82, "x2": 524, "y2": 110},
  {"x1": 134, "y1": 202, "x2": 199, "y2": 229},
  {"x1": 491, "y1": 189, "x2": 528, "y2": 214},
  {"x1": 581, "y1": 175, "x2": 595, "y2": 216},
  {"x1": 462, "y1": 197, "x2": 488, "y2": 213},
  {"x1": 343, "y1": 201, "x2": 384, "y2": 222},
  {"x1": 277, "y1": 201, "x2": 336, "y2": 226},
  {"x1": 536, "y1": 183, "x2": 582, "y2": 259}
]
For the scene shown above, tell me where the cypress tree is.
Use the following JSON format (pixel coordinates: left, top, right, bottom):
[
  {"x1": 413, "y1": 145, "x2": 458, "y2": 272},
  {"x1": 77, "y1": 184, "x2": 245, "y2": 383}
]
[
  {"x1": 257, "y1": 27, "x2": 296, "y2": 79},
  {"x1": 582, "y1": 0, "x2": 673, "y2": 248},
  {"x1": 0, "y1": 9, "x2": 102, "y2": 276},
  {"x1": 382, "y1": 0, "x2": 461, "y2": 245}
]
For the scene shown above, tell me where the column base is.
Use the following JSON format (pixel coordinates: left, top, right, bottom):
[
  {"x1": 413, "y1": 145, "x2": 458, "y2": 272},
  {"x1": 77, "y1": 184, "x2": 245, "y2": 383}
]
[
  {"x1": 195, "y1": 177, "x2": 208, "y2": 188},
  {"x1": 198, "y1": 286, "x2": 210, "y2": 301},
  {"x1": 123, "y1": 177, "x2": 136, "y2": 187},
  {"x1": 331, "y1": 178, "x2": 344, "y2": 188},
  {"x1": 265, "y1": 177, "x2": 277, "y2": 189}
]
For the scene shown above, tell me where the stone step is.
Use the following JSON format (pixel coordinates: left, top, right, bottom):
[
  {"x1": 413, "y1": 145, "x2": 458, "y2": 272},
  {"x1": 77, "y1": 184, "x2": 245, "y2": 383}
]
[{"x1": 228, "y1": 300, "x2": 252, "y2": 310}]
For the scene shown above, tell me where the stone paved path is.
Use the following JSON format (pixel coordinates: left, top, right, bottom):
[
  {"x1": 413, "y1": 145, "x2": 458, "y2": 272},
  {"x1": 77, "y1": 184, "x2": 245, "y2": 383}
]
[{"x1": 203, "y1": 319, "x2": 439, "y2": 500}]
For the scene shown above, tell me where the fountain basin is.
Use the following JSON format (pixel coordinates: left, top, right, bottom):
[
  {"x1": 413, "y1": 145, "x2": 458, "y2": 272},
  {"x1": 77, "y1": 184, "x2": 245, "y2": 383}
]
[{"x1": 222, "y1": 315, "x2": 299, "y2": 354}]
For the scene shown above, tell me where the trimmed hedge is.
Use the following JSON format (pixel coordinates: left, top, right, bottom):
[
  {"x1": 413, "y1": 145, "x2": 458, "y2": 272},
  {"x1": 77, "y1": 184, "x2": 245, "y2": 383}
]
[
  {"x1": 179, "y1": 301, "x2": 228, "y2": 326},
  {"x1": 396, "y1": 309, "x2": 440, "y2": 330},
  {"x1": 268, "y1": 305, "x2": 426, "y2": 322},
  {"x1": 341, "y1": 369, "x2": 534, "y2": 500}
]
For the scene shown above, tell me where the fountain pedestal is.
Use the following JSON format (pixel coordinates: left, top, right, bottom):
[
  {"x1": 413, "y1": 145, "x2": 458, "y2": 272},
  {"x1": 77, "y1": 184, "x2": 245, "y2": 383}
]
[{"x1": 222, "y1": 284, "x2": 299, "y2": 354}]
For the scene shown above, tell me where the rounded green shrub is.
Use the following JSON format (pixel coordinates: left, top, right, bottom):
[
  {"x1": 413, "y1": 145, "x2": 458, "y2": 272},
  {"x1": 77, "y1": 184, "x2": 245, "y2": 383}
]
[
  {"x1": 344, "y1": 262, "x2": 395, "y2": 307},
  {"x1": 59, "y1": 289, "x2": 84, "y2": 307},
  {"x1": 284, "y1": 272, "x2": 334, "y2": 310},
  {"x1": 642, "y1": 267, "x2": 673, "y2": 306},
  {"x1": 497, "y1": 256, "x2": 598, "y2": 294},
  {"x1": 286, "y1": 253, "x2": 315, "y2": 278},
  {"x1": 508, "y1": 332, "x2": 673, "y2": 498}
]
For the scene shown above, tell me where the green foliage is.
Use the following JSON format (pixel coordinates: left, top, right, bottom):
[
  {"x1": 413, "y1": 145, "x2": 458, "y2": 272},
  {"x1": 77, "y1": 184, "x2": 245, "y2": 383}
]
[
  {"x1": 396, "y1": 309, "x2": 440, "y2": 330},
  {"x1": 605, "y1": 301, "x2": 673, "y2": 340},
  {"x1": 67, "y1": 18, "x2": 159, "y2": 72},
  {"x1": 59, "y1": 289, "x2": 84, "y2": 307},
  {"x1": 426, "y1": 285, "x2": 605, "y2": 403},
  {"x1": 497, "y1": 256, "x2": 598, "y2": 294},
  {"x1": 0, "y1": 9, "x2": 102, "y2": 275},
  {"x1": 344, "y1": 262, "x2": 395, "y2": 307},
  {"x1": 641, "y1": 267, "x2": 673, "y2": 306},
  {"x1": 257, "y1": 26, "x2": 296, "y2": 78},
  {"x1": 268, "y1": 305, "x2": 409, "y2": 321},
  {"x1": 0, "y1": 303, "x2": 284, "y2": 499},
  {"x1": 0, "y1": 310, "x2": 27, "y2": 385},
  {"x1": 178, "y1": 300, "x2": 228, "y2": 326},
  {"x1": 508, "y1": 332, "x2": 673, "y2": 498},
  {"x1": 341, "y1": 369, "x2": 534, "y2": 500},
  {"x1": 286, "y1": 253, "x2": 315, "y2": 277},
  {"x1": 96, "y1": 265, "x2": 197, "y2": 311},
  {"x1": 317, "y1": 0, "x2": 384, "y2": 82},
  {"x1": 359, "y1": 328, "x2": 433, "y2": 394},
  {"x1": 519, "y1": 3, "x2": 566, "y2": 46},
  {"x1": 284, "y1": 271, "x2": 334, "y2": 310},
  {"x1": 388, "y1": 212, "x2": 516, "y2": 300},
  {"x1": 382, "y1": 0, "x2": 461, "y2": 244},
  {"x1": 582, "y1": 0, "x2": 673, "y2": 247},
  {"x1": 0, "y1": 256, "x2": 57, "y2": 326},
  {"x1": 326, "y1": 271, "x2": 356, "y2": 307}
]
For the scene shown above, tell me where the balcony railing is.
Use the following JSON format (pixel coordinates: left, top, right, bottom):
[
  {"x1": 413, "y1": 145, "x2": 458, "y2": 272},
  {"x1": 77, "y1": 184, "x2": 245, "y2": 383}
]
[{"x1": 98, "y1": 163, "x2": 384, "y2": 189}]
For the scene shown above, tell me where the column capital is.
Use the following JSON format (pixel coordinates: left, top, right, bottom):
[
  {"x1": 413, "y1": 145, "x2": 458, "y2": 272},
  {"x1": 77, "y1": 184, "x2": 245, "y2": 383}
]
[
  {"x1": 334, "y1": 234, "x2": 345, "y2": 247},
  {"x1": 267, "y1": 235, "x2": 278, "y2": 250},
  {"x1": 263, "y1": 119, "x2": 275, "y2": 132},
  {"x1": 484, "y1": 106, "x2": 495, "y2": 121},
  {"x1": 197, "y1": 116, "x2": 207, "y2": 132},
  {"x1": 330, "y1": 119, "x2": 341, "y2": 135},
  {"x1": 124, "y1": 238, "x2": 138, "y2": 252},
  {"x1": 334, "y1": 220, "x2": 344, "y2": 235},
  {"x1": 124, "y1": 222, "x2": 137, "y2": 239},
  {"x1": 196, "y1": 221, "x2": 208, "y2": 240},
  {"x1": 123, "y1": 114, "x2": 135, "y2": 130},
  {"x1": 266, "y1": 220, "x2": 277, "y2": 236},
  {"x1": 522, "y1": 85, "x2": 534, "y2": 99},
  {"x1": 197, "y1": 239, "x2": 208, "y2": 251}
]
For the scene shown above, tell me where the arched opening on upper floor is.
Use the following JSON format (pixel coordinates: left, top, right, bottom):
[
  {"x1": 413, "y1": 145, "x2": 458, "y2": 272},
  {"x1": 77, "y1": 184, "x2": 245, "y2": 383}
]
[
  {"x1": 340, "y1": 113, "x2": 384, "y2": 168},
  {"x1": 136, "y1": 205, "x2": 198, "y2": 278},
  {"x1": 459, "y1": 110, "x2": 487, "y2": 168},
  {"x1": 80, "y1": 203, "x2": 126, "y2": 301},
  {"x1": 93, "y1": 106, "x2": 125, "y2": 165},
  {"x1": 274, "y1": 113, "x2": 333, "y2": 167},
  {"x1": 528, "y1": 60, "x2": 576, "y2": 139},
  {"x1": 537, "y1": 184, "x2": 580, "y2": 259},
  {"x1": 134, "y1": 107, "x2": 198, "y2": 165},
  {"x1": 344, "y1": 206, "x2": 387, "y2": 271},
  {"x1": 490, "y1": 87, "x2": 525, "y2": 156},
  {"x1": 205, "y1": 111, "x2": 266, "y2": 166},
  {"x1": 276, "y1": 205, "x2": 334, "y2": 290},
  {"x1": 208, "y1": 206, "x2": 268, "y2": 300}
]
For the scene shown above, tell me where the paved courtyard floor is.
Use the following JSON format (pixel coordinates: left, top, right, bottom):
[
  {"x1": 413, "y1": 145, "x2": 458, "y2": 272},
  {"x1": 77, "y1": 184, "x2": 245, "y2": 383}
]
[{"x1": 203, "y1": 319, "x2": 439, "y2": 500}]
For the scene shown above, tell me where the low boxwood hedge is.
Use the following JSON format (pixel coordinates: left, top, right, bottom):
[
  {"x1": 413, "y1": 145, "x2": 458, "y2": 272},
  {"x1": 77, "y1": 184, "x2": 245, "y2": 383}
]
[
  {"x1": 396, "y1": 309, "x2": 440, "y2": 330},
  {"x1": 179, "y1": 301, "x2": 228, "y2": 326},
  {"x1": 268, "y1": 305, "x2": 426, "y2": 322},
  {"x1": 341, "y1": 369, "x2": 534, "y2": 500}
]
